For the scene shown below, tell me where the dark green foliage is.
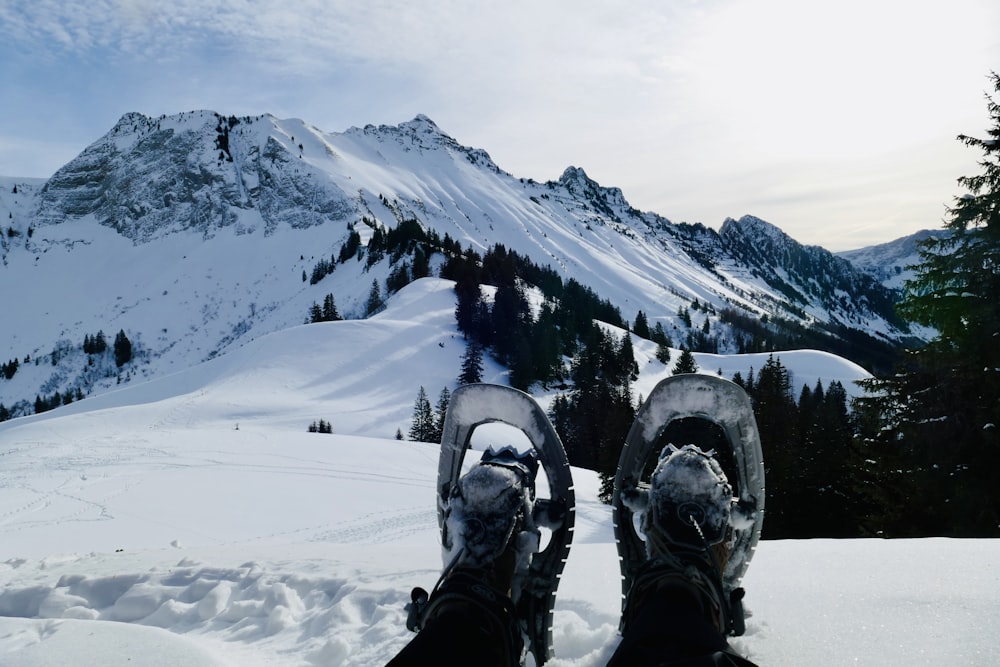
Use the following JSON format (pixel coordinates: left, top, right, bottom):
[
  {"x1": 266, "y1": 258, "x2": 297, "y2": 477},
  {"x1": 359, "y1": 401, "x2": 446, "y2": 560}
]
[
  {"x1": 310, "y1": 256, "x2": 336, "y2": 284},
  {"x1": 717, "y1": 355, "x2": 862, "y2": 538},
  {"x1": 459, "y1": 341, "x2": 484, "y2": 385},
  {"x1": 549, "y1": 324, "x2": 637, "y2": 502},
  {"x1": 308, "y1": 294, "x2": 342, "y2": 323},
  {"x1": 339, "y1": 228, "x2": 362, "y2": 263},
  {"x1": 651, "y1": 322, "x2": 672, "y2": 364},
  {"x1": 750, "y1": 355, "x2": 797, "y2": 536},
  {"x1": 408, "y1": 386, "x2": 436, "y2": 442},
  {"x1": 308, "y1": 419, "x2": 333, "y2": 434},
  {"x1": 447, "y1": 242, "x2": 623, "y2": 393},
  {"x1": 670, "y1": 348, "x2": 698, "y2": 375},
  {"x1": 433, "y1": 387, "x2": 451, "y2": 444},
  {"x1": 386, "y1": 261, "x2": 410, "y2": 294},
  {"x1": 1, "y1": 358, "x2": 18, "y2": 380},
  {"x1": 365, "y1": 279, "x2": 383, "y2": 316},
  {"x1": 849, "y1": 73, "x2": 1000, "y2": 537},
  {"x1": 322, "y1": 293, "x2": 340, "y2": 321},
  {"x1": 113, "y1": 330, "x2": 132, "y2": 367},
  {"x1": 633, "y1": 311, "x2": 650, "y2": 339},
  {"x1": 83, "y1": 331, "x2": 108, "y2": 354}
]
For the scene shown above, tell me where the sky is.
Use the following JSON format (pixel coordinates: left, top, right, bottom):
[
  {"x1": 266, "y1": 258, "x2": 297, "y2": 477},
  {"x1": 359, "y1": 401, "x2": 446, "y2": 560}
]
[{"x1": 0, "y1": 1, "x2": 998, "y2": 251}]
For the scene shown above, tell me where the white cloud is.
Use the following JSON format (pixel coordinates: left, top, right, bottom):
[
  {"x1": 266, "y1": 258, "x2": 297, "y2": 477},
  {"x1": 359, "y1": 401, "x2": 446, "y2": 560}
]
[{"x1": 0, "y1": 0, "x2": 998, "y2": 248}]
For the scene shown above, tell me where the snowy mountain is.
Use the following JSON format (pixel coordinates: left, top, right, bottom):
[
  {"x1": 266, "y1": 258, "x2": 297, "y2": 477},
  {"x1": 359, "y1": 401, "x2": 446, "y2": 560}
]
[
  {"x1": 0, "y1": 281, "x2": 995, "y2": 666},
  {"x1": 837, "y1": 228, "x2": 950, "y2": 290},
  {"x1": 2, "y1": 111, "x2": 908, "y2": 413}
]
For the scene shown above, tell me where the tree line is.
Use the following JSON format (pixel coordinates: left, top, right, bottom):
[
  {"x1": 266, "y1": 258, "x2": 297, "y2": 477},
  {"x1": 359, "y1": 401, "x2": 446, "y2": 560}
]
[
  {"x1": 0, "y1": 329, "x2": 134, "y2": 422},
  {"x1": 848, "y1": 73, "x2": 1000, "y2": 537}
]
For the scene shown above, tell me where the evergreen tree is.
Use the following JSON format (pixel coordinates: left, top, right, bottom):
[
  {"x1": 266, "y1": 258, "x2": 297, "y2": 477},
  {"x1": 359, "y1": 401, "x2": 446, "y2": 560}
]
[
  {"x1": 412, "y1": 247, "x2": 430, "y2": 279},
  {"x1": 670, "y1": 348, "x2": 698, "y2": 375},
  {"x1": 408, "y1": 386, "x2": 435, "y2": 442},
  {"x1": 454, "y1": 268, "x2": 484, "y2": 338},
  {"x1": 365, "y1": 279, "x2": 383, "y2": 316},
  {"x1": 459, "y1": 341, "x2": 485, "y2": 385},
  {"x1": 633, "y1": 310, "x2": 651, "y2": 339},
  {"x1": 114, "y1": 330, "x2": 132, "y2": 367},
  {"x1": 432, "y1": 387, "x2": 451, "y2": 444},
  {"x1": 531, "y1": 303, "x2": 563, "y2": 388},
  {"x1": 652, "y1": 322, "x2": 672, "y2": 364},
  {"x1": 309, "y1": 302, "x2": 324, "y2": 323},
  {"x1": 386, "y1": 262, "x2": 411, "y2": 294},
  {"x1": 859, "y1": 73, "x2": 1000, "y2": 536},
  {"x1": 554, "y1": 325, "x2": 636, "y2": 501},
  {"x1": 752, "y1": 354, "x2": 800, "y2": 537},
  {"x1": 322, "y1": 293, "x2": 341, "y2": 321}
]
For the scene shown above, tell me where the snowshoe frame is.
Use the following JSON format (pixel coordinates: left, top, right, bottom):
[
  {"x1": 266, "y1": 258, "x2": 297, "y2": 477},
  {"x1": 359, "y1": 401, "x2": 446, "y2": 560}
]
[
  {"x1": 612, "y1": 374, "x2": 765, "y2": 632},
  {"x1": 437, "y1": 383, "x2": 575, "y2": 666}
]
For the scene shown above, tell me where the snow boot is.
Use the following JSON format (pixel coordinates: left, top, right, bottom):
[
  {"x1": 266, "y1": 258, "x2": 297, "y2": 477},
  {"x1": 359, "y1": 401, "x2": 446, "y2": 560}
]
[
  {"x1": 405, "y1": 446, "x2": 539, "y2": 665},
  {"x1": 621, "y1": 444, "x2": 738, "y2": 636}
]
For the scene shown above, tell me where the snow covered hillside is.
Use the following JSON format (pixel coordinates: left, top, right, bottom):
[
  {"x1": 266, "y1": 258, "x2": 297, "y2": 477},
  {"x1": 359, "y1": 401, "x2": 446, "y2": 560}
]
[
  {"x1": 2, "y1": 280, "x2": 996, "y2": 666},
  {"x1": 1, "y1": 112, "x2": 908, "y2": 417}
]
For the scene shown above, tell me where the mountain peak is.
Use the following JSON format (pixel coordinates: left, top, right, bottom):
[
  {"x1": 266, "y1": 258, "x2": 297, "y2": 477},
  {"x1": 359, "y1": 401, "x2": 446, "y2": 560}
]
[
  {"x1": 410, "y1": 114, "x2": 438, "y2": 128},
  {"x1": 558, "y1": 165, "x2": 592, "y2": 187},
  {"x1": 720, "y1": 215, "x2": 793, "y2": 248}
]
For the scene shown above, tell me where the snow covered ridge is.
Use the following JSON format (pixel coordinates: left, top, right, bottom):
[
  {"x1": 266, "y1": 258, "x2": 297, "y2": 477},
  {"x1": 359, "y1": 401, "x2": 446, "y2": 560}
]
[{"x1": 0, "y1": 111, "x2": 915, "y2": 414}]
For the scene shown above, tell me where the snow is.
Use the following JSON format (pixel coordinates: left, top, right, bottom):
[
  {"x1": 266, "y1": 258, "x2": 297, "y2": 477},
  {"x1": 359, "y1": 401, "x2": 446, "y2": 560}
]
[{"x1": 1, "y1": 281, "x2": 998, "y2": 666}]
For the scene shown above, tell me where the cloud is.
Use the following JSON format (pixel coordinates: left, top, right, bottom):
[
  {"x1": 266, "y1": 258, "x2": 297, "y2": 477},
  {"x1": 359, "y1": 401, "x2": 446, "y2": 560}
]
[{"x1": 1, "y1": 0, "x2": 998, "y2": 247}]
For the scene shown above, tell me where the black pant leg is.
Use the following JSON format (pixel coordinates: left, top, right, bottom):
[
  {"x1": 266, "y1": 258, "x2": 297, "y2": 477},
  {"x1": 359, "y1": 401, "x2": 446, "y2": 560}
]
[{"x1": 607, "y1": 585, "x2": 758, "y2": 667}]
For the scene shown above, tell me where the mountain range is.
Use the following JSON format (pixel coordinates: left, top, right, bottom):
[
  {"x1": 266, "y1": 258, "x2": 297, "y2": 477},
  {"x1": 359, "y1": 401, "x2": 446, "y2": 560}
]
[{"x1": 0, "y1": 111, "x2": 935, "y2": 414}]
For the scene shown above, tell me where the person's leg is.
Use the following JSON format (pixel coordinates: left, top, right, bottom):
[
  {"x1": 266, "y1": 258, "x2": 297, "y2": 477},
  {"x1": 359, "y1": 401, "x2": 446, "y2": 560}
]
[
  {"x1": 608, "y1": 568, "x2": 756, "y2": 666},
  {"x1": 387, "y1": 447, "x2": 537, "y2": 667},
  {"x1": 387, "y1": 570, "x2": 520, "y2": 667}
]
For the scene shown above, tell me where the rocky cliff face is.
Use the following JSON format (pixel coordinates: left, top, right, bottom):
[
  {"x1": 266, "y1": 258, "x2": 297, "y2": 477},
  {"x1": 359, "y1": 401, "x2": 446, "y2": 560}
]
[{"x1": 34, "y1": 111, "x2": 356, "y2": 242}]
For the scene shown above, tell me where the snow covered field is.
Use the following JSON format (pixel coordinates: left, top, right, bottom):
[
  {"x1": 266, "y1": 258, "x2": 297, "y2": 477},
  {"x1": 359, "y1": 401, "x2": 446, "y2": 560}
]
[{"x1": 2, "y1": 280, "x2": 997, "y2": 665}]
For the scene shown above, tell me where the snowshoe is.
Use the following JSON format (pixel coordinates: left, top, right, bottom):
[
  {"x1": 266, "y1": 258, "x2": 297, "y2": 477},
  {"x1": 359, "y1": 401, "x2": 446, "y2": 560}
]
[
  {"x1": 612, "y1": 374, "x2": 765, "y2": 637},
  {"x1": 406, "y1": 383, "x2": 575, "y2": 666}
]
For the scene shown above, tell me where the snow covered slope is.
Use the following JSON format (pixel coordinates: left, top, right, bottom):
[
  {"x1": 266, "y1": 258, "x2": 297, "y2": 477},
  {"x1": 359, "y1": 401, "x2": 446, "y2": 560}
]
[
  {"x1": 838, "y1": 228, "x2": 949, "y2": 290},
  {"x1": 0, "y1": 280, "x2": 995, "y2": 666},
  {"x1": 1, "y1": 112, "x2": 907, "y2": 414}
]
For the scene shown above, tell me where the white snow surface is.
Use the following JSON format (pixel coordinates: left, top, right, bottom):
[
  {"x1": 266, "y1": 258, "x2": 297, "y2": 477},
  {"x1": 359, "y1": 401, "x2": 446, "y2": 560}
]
[{"x1": 1, "y1": 280, "x2": 998, "y2": 666}]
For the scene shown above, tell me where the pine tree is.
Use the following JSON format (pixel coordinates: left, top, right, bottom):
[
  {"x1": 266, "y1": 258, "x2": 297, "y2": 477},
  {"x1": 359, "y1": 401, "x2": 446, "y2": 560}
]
[
  {"x1": 365, "y1": 279, "x2": 383, "y2": 316},
  {"x1": 459, "y1": 341, "x2": 484, "y2": 385},
  {"x1": 752, "y1": 354, "x2": 800, "y2": 537},
  {"x1": 670, "y1": 348, "x2": 698, "y2": 375},
  {"x1": 454, "y1": 270, "x2": 483, "y2": 339},
  {"x1": 114, "y1": 330, "x2": 132, "y2": 367},
  {"x1": 652, "y1": 322, "x2": 672, "y2": 364},
  {"x1": 633, "y1": 310, "x2": 650, "y2": 339},
  {"x1": 432, "y1": 387, "x2": 451, "y2": 444},
  {"x1": 408, "y1": 386, "x2": 435, "y2": 442},
  {"x1": 862, "y1": 73, "x2": 1000, "y2": 536},
  {"x1": 309, "y1": 302, "x2": 324, "y2": 323},
  {"x1": 322, "y1": 293, "x2": 341, "y2": 321}
]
